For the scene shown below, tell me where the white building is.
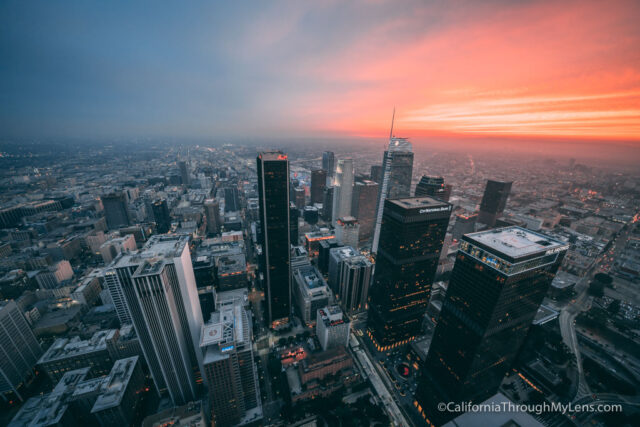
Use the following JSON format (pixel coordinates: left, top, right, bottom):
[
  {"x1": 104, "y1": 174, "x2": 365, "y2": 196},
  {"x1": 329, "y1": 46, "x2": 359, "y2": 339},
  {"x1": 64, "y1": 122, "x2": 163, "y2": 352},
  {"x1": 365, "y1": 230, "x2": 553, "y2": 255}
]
[{"x1": 316, "y1": 305, "x2": 351, "y2": 351}]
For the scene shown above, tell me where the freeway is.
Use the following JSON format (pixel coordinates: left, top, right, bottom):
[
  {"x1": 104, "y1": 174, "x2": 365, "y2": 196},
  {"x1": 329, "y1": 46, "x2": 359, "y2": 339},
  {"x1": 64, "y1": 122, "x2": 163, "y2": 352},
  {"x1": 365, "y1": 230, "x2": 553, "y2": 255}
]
[{"x1": 559, "y1": 224, "x2": 634, "y2": 401}]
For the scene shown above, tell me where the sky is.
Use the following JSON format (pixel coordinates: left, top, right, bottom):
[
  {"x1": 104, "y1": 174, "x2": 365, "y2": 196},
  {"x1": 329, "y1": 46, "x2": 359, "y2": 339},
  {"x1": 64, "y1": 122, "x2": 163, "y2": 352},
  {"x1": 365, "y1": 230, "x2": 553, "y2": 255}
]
[{"x1": 1, "y1": 0, "x2": 639, "y2": 144}]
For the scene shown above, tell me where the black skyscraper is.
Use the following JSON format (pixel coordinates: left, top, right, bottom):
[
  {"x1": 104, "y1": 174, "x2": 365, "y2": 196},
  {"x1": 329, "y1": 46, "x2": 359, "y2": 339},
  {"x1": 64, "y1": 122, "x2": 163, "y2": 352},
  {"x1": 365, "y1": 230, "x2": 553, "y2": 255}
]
[
  {"x1": 257, "y1": 151, "x2": 291, "y2": 327},
  {"x1": 414, "y1": 175, "x2": 451, "y2": 202},
  {"x1": 478, "y1": 180, "x2": 512, "y2": 227},
  {"x1": 310, "y1": 169, "x2": 327, "y2": 204},
  {"x1": 101, "y1": 192, "x2": 131, "y2": 230},
  {"x1": 370, "y1": 164, "x2": 383, "y2": 184},
  {"x1": 178, "y1": 160, "x2": 190, "y2": 186},
  {"x1": 290, "y1": 203, "x2": 299, "y2": 245},
  {"x1": 223, "y1": 187, "x2": 241, "y2": 212},
  {"x1": 367, "y1": 197, "x2": 451, "y2": 351},
  {"x1": 152, "y1": 199, "x2": 171, "y2": 234},
  {"x1": 415, "y1": 227, "x2": 568, "y2": 426}
]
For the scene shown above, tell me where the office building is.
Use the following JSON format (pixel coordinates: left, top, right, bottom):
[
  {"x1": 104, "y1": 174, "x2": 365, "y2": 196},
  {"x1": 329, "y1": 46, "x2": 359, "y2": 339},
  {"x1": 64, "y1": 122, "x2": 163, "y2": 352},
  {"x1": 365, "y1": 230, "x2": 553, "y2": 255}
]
[
  {"x1": 38, "y1": 329, "x2": 117, "y2": 383},
  {"x1": 142, "y1": 401, "x2": 207, "y2": 427},
  {"x1": 179, "y1": 161, "x2": 190, "y2": 186},
  {"x1": 216, "y1": 252, "x2": 247, "y2": 292},
  {"x1": 10, "y1": 357, "x2": 144, "y2": 427},
  {"x1": 478, "y1": 180, "x2": 513, "y2": 227},
  {"x1": 0, "y1": 300, "x2": 43, "y2": 401},
  {"x1": 200, "y1": 300, "x2": 261, "y2": 426},
  {"x1": 303, "y1": 206, "x2": 319, "y2": 225},
  {"x1": 371, "y1": 137, "x2": 414, "y2": 253},
  {"x1": 331, "y1": 158, "x2": 354, "y2": 223},
  {"x1": 351, "y1": 179, "x2": 378, "y2": 246},
  {"x1": 322, "y1": 151, "x2": 335, "y2": 185},
  {"x1": 99, "y1": 234, "x2": 136, "y2": 264},
  {"x1": 330, "y1": 248, "x2": 373, "y2": 315},
  {"x1": 101, "y1": 192, "x2": 131, "y2": 230},
  {"x1": 152, "y1": 199, "x2": 171, "y2": 234},
  {"x1": 316, "y1": 306, "x2": 351, "y2": 351},
  {"x1": 107, "y1": 235, "x2": 204, "y2": 405},
  {"x1": 334, "y1": 216, "x2": 359, "y2": 249},
  {"x1": 310, "y1": 169, "x2": 327, "y2": 204},
  {"x1": 257, "y1": 151, "x2": 291, "y2": 327},
  {"x1": 322, "y1": 186, "x2": 334, "y2": 221},
  {"x1": 452, "y1": 212, "x2": 478, "y2": 241},
  {"x1": 292, "y1": 186, "x2": 305, "y2": 210},
  {"x1": 223, "y1": 187, "x2": 240, "y2": 212},
  {"x1": 204, "y1": 199, "x2": 221, "y2": 235},
  {"x1": 370, "y1": 164, "x2": 383, "y2": 184},
  {"x1": 367, "y1": 197, "x2": 451, "y2": 351},
  {"x1": 292, "y1": 257, "x2": 331, "y2": 326},
  {"x1": 290, "y1": 204, "x2": 300, "y2": 246},
  {"x1": 318, "y1": 238, "x2": 342, "y2": 274},
  {"x1": 91, "y1": 357, "x2": 145, "y2": 426},
  {"x1": 415, "y1": 176, "x2": 451, "y2": 202},
  {"x1": 414, "y1": 227, "x2": 568, "y2": 425}
]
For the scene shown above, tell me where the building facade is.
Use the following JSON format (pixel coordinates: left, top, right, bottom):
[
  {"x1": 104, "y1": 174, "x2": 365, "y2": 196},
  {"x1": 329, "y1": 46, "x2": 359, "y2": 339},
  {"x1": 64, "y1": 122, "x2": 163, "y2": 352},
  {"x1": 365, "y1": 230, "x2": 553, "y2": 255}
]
[
  {"x1": 367, "y1": 197, "x2": 451, "y2": 351},
  {"x1": 257, "y1": 151, "x2": 292, "y2": 327},
  {"x1": 415, "y1": 227, "x2": 568, "y2": 425}
]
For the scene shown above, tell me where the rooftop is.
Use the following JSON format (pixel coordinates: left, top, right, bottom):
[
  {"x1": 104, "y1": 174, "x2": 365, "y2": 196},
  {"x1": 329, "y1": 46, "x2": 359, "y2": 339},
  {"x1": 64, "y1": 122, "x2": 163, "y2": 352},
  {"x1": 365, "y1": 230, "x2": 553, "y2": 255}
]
[
  {"x1": 91, "y1": 356, "x2": 140, "y2": 412},
  {"x1": 388, "y1": 196, "x2": 450, "y2": 210},
  {"x1": 39, "y1": 329, "x2": 116, "y2": 363},
  {"x1": 466, "y1": 226, "x2": 567, "y2": 259}
]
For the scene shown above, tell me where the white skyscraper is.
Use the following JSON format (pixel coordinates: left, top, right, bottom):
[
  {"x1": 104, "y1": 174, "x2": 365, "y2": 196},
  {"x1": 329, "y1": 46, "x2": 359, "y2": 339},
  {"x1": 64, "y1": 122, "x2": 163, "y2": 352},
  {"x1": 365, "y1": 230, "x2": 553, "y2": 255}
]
[
  {"x1": 0, "y1": 300, "x2": 43, "y2": 401},
  {"x1": 107, "y1": 235, "x2": 204, "y2": 405},
  {"x1": 331, "y1": 158, "x2": 354, "y2": 224}
]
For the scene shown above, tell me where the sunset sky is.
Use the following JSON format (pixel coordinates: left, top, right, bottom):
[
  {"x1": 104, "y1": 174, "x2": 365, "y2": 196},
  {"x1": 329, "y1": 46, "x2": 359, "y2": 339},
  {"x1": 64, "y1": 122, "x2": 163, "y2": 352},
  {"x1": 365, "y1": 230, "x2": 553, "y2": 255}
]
[{"x1": 1, "y1": 0, "x2": 639, "y2": 143}]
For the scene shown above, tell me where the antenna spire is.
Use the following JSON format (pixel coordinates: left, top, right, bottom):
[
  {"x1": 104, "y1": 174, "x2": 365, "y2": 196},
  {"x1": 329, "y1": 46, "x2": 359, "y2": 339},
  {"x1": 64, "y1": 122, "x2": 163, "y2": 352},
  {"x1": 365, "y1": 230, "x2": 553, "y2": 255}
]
[{"x1": 389, "y1": 107, "x2": 395, "y2": 140}]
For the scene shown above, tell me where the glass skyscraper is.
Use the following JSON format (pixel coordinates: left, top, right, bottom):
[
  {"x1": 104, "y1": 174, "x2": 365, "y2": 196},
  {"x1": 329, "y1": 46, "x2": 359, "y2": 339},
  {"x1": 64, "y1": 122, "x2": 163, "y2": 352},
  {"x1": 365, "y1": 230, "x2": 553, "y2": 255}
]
[
  {"x1": 257, "y1": 151, "x2": 292, "y2": 327},
  {"x1": 478, "y1": 179, "x2": 512, "y2": 227},
  {"x1": 367, "y1": 197, "x2": 451, "y2": 351},
  {"x1": 415, "y1": 226, "x2": 568, "y2": 426},
  {"x1": 371, "y1": 137, "x2": 414, "y2": 253}
]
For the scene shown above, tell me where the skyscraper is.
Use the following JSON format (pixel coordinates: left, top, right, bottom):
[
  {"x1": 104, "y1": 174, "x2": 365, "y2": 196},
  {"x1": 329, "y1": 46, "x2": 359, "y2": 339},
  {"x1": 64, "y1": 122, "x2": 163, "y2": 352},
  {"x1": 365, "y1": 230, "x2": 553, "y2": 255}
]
[
  {"x1": 310, "y1": 169, "x2": 327, "y2": 204},
  {"x1": 223, "y1": 187, "x2": 241, "y2": 212},
  {"x1": 371, "y1": 137, "x2": 414, "y2": 253},
  {"x1": 370, "y1": 164, "x2": 383, "y2": 184},
  {"x1": 178, "y1": 160, "x2": 190, "y2": 186},
  {"x1": 290, "y1": 203, "x2": 299, "y2": 245},
  {"x1": 367, "y1": 197, "x2": 451, "y2": 351},
  {"x1": 332, "y1": 158, "x2": 354, "y2": 223},
  {"x1": 107, "y1": 235, "x2": 204, "y2": 405},
  {"x1": 204, "y1": 199, "x2": 221, "y2": 235},
  {"x1": 415, "y1": 227, "x2": 568, "y2": 426},
  {"x1": 322, "y1": 151, "x2": 335, "y2": 185},
  {"x1": 200, "y1": 299, "x2": 260, "y2": 426},
  {"x1": 322, "y1": 186, "x2": 334, "y2": 222},
  {"x1": 351, "y1": 179, "x2": 378, "y2": 246},
  {"x1": 257, "y1": 151, "x2": 291, "y2": 327},
  {"x1": 151, "y1": 199, "x2": 171, "y2": 234},
  {"x1": 334, "y1": 216, "x2": 359, "y2": 249},
  {"x1": 0, "y1": 300, "x2": 43, "y2": 401},
  {"x1": 478, "y1": 180, "x2": 513, "y2": 227},
  {"x1": 414, "y1": 175, "x2": 451, "y2": 202},
  {"x1": 328, "y1": 247, "x2": 373, "y2": 315},
  {"x1": 101, "y1": 192, "x2": 131, "y2": 230}
]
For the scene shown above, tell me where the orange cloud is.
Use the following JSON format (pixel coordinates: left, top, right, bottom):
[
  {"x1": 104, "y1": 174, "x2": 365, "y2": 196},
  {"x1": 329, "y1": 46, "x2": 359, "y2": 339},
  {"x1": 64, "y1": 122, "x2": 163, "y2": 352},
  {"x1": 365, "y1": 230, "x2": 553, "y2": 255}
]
[{"x1": 286, "y1": 0, "x2": 640, "y2": 141}]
